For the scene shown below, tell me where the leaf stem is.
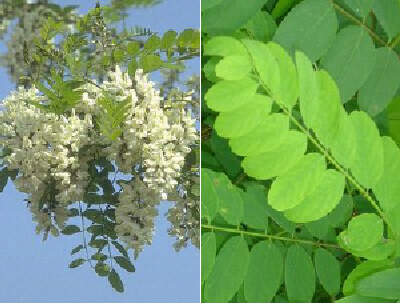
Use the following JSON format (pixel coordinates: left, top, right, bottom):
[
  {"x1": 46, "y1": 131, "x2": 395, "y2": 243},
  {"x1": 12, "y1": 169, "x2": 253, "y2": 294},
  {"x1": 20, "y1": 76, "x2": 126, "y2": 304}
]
[
  {"x1": 331, "y1": 1, "x2": 387, "y2": 47},
  {"x1": 389, "y1": 33, "x2": 400, "y2": 49},
  {"x1": 78, "y1": 201, "x2": 94, "y2": 269},
  {"x1": 282, "y1": 107, "x2": 387, "y2": 223},
  {"x1": 201, "y1": 224, "x2": 341, "y2": 249}
]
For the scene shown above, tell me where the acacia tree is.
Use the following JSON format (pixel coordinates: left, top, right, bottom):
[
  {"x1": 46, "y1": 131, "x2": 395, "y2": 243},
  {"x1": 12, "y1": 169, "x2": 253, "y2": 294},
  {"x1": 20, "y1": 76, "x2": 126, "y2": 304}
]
[{"x1": 0, "y1": 1, "x2": 199, "y2": 292}]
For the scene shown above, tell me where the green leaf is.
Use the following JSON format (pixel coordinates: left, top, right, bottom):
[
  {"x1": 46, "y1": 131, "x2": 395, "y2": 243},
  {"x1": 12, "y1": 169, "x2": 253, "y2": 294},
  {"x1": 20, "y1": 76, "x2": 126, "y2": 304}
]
[
  {"x1": 205, "y1": 78, "x2": 259, "y2": 112},
  {"x1": 89, "y1": 239, "x2": 108, "y2": 249},
  {"x1": 139, "y1": 54, "x2": 163, "y2": 73},
  {"x1": 203, "y1": 0, "x2": 268, "y2": 35},
  {"x1": 201, "y1": 168, "x2": 220, "y2": 222},
  {"x1": 215, "y1": 55, "x2": 252, "y2": 80},
  {"x1": 203, "y1": 57, "x2": 220, "y2": 82},
  {"x1": 201, "y1": 0, "x2": 223, "y2": 12},
  {"x1": 326, "y1": 194, "x2": 354, "y2": 228},
  {"x1": 358, "y1": 47, "x2": 400, "y2": 116},
  {"x1": 216, "y1": 176, "x2": 244, "y2": 225},
  {"x1": 296, "y1": 52, "x2": 353, "y2": 165},
  {"x1": 91, "y1": 252, "x2": 107, "y2": 261},
  {"x1": 356, "y1": 268, "x2": 400, "y2": 300},
  {"x1": 266, "y1": 42, "x2": 299, "y2": 109},
  {"x1": 242, "y1": 131, "x2": 307, "y2": 180},
  {"x1": 127, "y1": 41, "x2": 140, "y2": 56},
  {"x1": 244, "y1": 241, "x2": 283, "y2": 302},
  {"x1": 336, "y1": 295, "x2": 394, "y2": 303},
  {"x1": 265, "y1": 203, "x2": 296, "y2": 233},
  {"x1": 229, "y1": 113, "x2": 290, "y2": 157},
  {"x1": 108, "y1": 269, "x2": 124, "y2": 293},
  {"x1": 354, "y1": 240, "x2": 396, "y2": 261},
  {"x1": 160, "y1": 30, "x2": 177, "y2": 50},
  {"x1": 343, "y1": 260, "x2": 395, "y2": 296},
  {"x1": 349, "y1": 111, "x2": 384, "y2": 189},
  {"x1": 204, "y1": 236, "x2": 250, "y2": 302},
  {"x1": 268, "y1": 153, "x2": 326, "y2": 212},
  {"x1": 272, "y1": 0, "x2": 301, "y2": 19},
  {"x1": 95, "y1": 262, "x2": 110, "y2": 277},
  {"x1": 241, "y1": 39, "x2": 280, "y2": 102},
  {"x1": 0, "y1": 170, "x2": 9, "y2": 192},
  {"x1": 112, "y1": 241, "x2": 129, "y2": 258},
  {"x1": 273, "y1": 0, "x2": 337, "y2": 62},
  {"x1": 374, "y1": 136, "x2": 400, "y2": 212},
  {"x1": 344, "y1": 0, "x2": 375, "y2": 18},
  {"x1": 242, "y1": 11, "x2": 277, "y2": 42},
  {"x1": 144, "y1": 35, "x2": 160, "y2": 52},
  {"x1": 204, "y1": 36, "x2": 248, "y2": 57},
  {"x1": 71, "y1": 244, "x2": 84, "y2": 255},
  {"x1": 201, "y1": 232, "x2": 216, "y2": 283},
  {"x1": 285, "y1": 245, "x2": 316, "y2": 302},
  {"x1": 69, "y1": 258, "x2": 85, "y2": 268},
  {"x1": 284, "y1": 169, "x2": 345, "y2": 223},
  {"x1": 62, "y1": 225, "x2": 81, "y2": 235},
  {"x1": 373, "y1": 0, "x2": 400, "y2": 40},
  {"x1": 241, "y1": 183, "x2": 268, "y2": 230},
  {"x1": 314, "y1": 248, "x2": 340, "y2": 296},
  {"x1": 113, "y1": 48, "x2": 125, "y2": 63},
  {"x1": 305, "y1": 217, "x2": 335, "y2": 241},
  {"x1": 209, "y1": 132, "x2": 242, "y2": 179},
  {"x1": 214, "y1": 95, "x2": 272, "y2": 138},
  {"x1": 128, "y1": 59, "x2": 137, "y2": 76},
  {"x1": 177, "y1": 29, "x2": 200, "y2": 49},
  {"x1": 321, "y1": 25, "x2": 376, "y2": 103},
  {"x1": 339, "y1": 213, "x2": 384, "y2": 252},
  {"x1": 114, "y1": 256, "x2": 135, "y2": 272}
]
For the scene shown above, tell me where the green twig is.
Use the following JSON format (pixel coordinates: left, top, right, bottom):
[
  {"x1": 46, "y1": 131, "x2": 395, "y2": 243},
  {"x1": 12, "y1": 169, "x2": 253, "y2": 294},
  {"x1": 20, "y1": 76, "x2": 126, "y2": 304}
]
[
  {"x1": 331, "y1": 1, "x2": 387, "y2": 47},
  {"x1": 202, "y1": 224, "x2": 342, "y2": 249}
]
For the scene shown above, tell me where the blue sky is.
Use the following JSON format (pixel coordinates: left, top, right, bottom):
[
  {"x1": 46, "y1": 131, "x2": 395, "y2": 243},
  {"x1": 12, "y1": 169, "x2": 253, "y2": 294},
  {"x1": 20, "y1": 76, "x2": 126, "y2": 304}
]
[{"x1": 0, "y1": 0, "x2": 200, "y2": 302}]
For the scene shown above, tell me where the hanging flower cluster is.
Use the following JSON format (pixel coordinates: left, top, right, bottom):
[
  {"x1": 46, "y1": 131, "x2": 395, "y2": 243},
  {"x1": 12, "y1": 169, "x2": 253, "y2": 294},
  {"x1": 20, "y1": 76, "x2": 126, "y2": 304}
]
[
  {"x1": 79, "y1": 66, "x2": 198, "y2": 199},
  {"x1": 115, "y1": 178, "x2": 159, "y2": 259},
  {"x1": 0, "y1": 87, "x2": 93, "y2": 205},
  {"x1": 0, "y1": 66, "x2": 198, "y2": 254}
]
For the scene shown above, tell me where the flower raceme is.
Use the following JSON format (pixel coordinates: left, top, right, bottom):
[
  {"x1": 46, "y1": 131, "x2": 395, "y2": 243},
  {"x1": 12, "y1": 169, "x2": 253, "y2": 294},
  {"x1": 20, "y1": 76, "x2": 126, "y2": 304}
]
[{"x1": 0, "y1": 65, "x2": 197, "y2": 208}]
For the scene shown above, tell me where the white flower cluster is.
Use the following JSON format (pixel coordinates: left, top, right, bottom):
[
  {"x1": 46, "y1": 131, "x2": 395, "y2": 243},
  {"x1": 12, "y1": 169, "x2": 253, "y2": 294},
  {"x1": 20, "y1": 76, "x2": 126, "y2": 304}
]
[
  {"x1": 115, "y1": 178, "x2": 159, "y2": 259},
  {"x1": 0, "y1": 66, "x2": 197, "y2": 255},
  {"x1": 167, "y1": 195, "x2": 200, "y2": 251},
  {"x1": 0, "y1": 87, "x2": 92, "y2": 206},
  {"x1": 79, "y1": 66, "x2": 198, "y2": 200}
]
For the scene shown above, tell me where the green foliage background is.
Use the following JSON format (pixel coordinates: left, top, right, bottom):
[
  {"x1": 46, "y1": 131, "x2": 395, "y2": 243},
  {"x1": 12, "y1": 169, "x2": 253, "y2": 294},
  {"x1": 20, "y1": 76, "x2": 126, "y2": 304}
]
[{"x1": 202, "y1": 0, "x2": 400, "y2": 302}]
